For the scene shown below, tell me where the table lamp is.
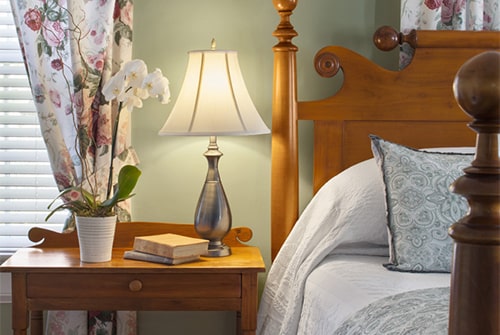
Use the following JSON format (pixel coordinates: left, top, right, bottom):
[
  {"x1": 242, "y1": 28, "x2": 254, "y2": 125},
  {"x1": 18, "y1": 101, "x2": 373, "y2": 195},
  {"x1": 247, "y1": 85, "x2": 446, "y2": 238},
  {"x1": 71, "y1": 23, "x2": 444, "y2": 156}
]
[{"x1": 158, "y1": 40, "x2": 270, "y2": 256}]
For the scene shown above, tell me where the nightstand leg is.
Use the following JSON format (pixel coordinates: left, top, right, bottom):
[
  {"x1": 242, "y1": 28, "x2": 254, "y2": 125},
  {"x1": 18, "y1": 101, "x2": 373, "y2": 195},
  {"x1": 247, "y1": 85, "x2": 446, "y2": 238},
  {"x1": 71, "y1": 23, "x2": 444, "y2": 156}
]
[
  {"x1": 11, "y1": 273, "x2": 28, "y2": 335},
  {"x1": 240, "y1": 273, "x2": 258, "y2": 335},
  {"x1": 30, "y1": 311, "x2": 43, "y2": 335},
  {"x1": 236, "y1": 311, "x2": 242, "y2": 335}
]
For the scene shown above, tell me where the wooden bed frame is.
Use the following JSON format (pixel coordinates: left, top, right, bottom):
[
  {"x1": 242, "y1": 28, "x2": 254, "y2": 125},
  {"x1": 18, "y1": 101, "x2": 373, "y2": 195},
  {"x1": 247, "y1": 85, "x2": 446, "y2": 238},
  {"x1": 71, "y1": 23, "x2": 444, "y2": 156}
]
[{"x1": 271, "y1": 1, "x2": 499, "y2": 334}]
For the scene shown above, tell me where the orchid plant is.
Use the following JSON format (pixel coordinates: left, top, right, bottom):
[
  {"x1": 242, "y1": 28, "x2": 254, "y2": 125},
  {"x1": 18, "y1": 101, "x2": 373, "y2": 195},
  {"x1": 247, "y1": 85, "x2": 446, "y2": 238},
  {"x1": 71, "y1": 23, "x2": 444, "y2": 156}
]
[{"x1": 46, "y1": 59, "x2": 170, "y2": 220}]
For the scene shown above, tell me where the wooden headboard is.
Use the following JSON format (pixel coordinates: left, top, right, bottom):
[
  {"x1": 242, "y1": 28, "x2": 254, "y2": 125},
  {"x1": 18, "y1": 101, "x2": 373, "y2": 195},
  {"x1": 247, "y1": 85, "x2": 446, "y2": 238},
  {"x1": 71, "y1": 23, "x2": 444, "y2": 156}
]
[{"x1": 271, "y1": 4, "x2": 499, "y2": 259}]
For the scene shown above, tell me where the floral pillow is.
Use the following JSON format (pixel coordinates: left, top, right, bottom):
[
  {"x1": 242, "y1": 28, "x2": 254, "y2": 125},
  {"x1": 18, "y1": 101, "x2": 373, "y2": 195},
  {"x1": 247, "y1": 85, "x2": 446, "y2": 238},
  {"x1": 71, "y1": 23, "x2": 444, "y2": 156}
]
[{"x1": 370, "y1": 135, "x2": 473, "y2": 272}]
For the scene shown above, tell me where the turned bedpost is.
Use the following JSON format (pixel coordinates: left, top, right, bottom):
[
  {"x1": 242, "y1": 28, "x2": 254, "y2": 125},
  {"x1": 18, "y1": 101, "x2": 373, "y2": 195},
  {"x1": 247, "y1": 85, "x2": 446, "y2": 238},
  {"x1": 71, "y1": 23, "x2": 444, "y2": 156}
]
[
  {"x1": 271, "y1": 0, "x2": 299, "y2": 259},
  {"x1": 449, "y1": 51, "x2": 500, "y2": 335}
]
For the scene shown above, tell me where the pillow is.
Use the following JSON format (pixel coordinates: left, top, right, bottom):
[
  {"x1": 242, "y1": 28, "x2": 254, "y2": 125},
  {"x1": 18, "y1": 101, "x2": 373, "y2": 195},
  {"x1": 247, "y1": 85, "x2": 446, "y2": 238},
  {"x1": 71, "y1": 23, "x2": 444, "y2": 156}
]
[{"x1": 370, "y1": 135, "x2": 473, "y2": 272}]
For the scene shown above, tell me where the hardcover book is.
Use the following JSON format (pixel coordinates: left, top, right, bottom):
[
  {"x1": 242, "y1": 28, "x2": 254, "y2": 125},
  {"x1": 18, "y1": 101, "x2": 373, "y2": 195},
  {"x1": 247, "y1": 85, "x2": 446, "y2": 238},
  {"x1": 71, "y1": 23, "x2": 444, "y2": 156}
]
[
  {"x1": 123, "y1": 250, "x2": 200, "y2": 265},
  {"x1": 132, "y1": 233, "x2": 209, "y2": 258}
]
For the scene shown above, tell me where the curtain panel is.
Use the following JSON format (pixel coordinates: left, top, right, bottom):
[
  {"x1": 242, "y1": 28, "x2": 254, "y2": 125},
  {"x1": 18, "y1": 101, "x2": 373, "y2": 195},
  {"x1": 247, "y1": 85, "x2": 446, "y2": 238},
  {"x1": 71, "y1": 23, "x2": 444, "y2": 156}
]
[
  {"x1": 9, "y1": 0, "x2": 137, "y2": 334},
  {"x1": 400, "y1": 0, "x2": 499, "y2": 67}
]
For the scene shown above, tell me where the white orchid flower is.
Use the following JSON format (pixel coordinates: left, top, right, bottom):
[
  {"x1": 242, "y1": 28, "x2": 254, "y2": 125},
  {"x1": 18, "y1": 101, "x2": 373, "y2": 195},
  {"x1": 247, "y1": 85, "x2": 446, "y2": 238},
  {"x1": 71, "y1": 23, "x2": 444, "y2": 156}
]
[
  {"x1": 132, "y1": 86, "x2": 150, "y2": 100},
  {"x1": 102, "y1": 61, "x2": 170, "y2": 113},
  {"x1": 102, "y1": 70, "x2": 126, "y2": 102},
  {"x1": 122, "y1": 93, "x2": 144, "y2": 112},
  {"x1": 122, "y1": 59, "x2": 148, "y2": 88},
  {"x1": 142, "y1": 68, "x2": 171, "y2": 104}
]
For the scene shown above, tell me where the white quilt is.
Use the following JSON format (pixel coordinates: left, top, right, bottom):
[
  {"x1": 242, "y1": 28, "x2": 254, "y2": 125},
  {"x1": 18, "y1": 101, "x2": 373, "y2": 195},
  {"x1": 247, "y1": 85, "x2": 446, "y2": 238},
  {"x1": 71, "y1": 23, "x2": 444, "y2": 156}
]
[{"x1": 298, "y1": 255, "x2": 450, "y2": 334}]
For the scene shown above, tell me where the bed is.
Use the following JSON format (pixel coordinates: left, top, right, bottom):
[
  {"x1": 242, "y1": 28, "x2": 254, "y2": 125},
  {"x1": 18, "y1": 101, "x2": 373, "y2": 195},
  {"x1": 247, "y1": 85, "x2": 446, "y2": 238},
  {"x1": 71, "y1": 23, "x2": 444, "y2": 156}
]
[{"x1": 258, "y1": 2, "x2": 499, "y2": 335}]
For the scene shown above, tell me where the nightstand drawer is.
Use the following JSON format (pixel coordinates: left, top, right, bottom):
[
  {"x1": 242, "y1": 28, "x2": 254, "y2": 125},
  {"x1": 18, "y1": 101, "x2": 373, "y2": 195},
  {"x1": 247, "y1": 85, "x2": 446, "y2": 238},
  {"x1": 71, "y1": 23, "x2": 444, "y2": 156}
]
[{"x1": 27, "y1": 273, "x2": 241, "y2": 298}]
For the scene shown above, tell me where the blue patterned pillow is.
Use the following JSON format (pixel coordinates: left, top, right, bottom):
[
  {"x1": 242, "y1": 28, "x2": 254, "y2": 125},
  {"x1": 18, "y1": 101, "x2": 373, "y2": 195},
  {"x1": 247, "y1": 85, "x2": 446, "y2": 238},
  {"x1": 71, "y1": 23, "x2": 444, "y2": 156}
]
[{"x1": 370, "y1": 135, "x2": 473, "y2": 272}]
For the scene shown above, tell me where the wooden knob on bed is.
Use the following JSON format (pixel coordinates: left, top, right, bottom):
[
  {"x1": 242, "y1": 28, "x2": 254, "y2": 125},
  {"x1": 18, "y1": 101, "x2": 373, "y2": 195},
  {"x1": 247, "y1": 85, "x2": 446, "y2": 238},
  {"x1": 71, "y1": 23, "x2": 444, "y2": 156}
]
[
  {"x1": 453, "y1": 51, "x2": 500, "y2": 170},
  {"x1": 373, "y1": 26, "x2": 400, "y2": 51},
  {"x1": 453, "y1": 51, "x2": 500, "y2": 122},
  {"x1": 314, "y1": 51, "x2": 341, "y2": 78},
  {"x1": 374, "y1": 26, "x2": 418, "y2": 51}
]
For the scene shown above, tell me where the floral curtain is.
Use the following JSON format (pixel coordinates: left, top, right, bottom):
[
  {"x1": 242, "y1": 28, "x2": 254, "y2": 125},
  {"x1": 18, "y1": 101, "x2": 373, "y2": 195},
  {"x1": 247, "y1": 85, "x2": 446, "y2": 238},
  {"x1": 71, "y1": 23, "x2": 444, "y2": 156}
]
[
  {"x1": 400, "y1": 0, "x2": 500, "y2": 67},
  {"x1": 10, "y1": 0, "x2": 137, "y2": 334}
]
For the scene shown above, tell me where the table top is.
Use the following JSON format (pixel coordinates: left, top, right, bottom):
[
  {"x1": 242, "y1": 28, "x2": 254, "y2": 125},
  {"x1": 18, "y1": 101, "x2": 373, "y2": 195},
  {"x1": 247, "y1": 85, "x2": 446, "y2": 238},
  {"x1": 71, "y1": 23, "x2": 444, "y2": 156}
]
[{"x1": 0, "y1": 246, "x2": 265, "y2": 274}]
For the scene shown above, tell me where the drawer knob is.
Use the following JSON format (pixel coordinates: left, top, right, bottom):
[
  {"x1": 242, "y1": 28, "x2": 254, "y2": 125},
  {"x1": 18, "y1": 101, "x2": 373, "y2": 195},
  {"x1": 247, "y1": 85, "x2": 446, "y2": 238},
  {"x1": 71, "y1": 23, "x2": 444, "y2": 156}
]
[{"x1": 129, "y1": 279, "x2": 143, "y2": 292}]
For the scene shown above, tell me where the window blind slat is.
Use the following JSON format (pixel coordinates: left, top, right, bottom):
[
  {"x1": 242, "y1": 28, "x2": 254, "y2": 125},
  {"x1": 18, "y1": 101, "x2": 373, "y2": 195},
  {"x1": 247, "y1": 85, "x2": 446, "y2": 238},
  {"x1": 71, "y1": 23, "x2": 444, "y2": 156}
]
[
  {"x1": 0, "y1": 61, "x2": 28, "y2": 75},
  {"x1": 0, "y1": 138, "x2": 46, "y2": 150},
  {"x1": 0, "y1": 199, "x2": 59, "y2": 211},
  {"x1": 0, "y1": 101, "x2": 37, "y2": 112},
  {"x1": 0, "y1": 75, "x2": 30, "y2": 87},
  {"x1": 0, "y1": 175, "x2": 56, "y2": 186},
  {"x1": 0, "y1": 89, "x2": 33, "y2": 100},
  {"x1": 1, "y1": 149, "x2": 49, "y2": 160},
  {"x1": 0, "y1": 112, "x2": 39, "y2": 124},
  {"x1": 0, "y1": 164, "x2": 53, "y2": 175},
  {"x1": 0, "y1": 127, "x2": 42, "y2": 137},
  {"x1": 1, "y1": 211, "x2": 66, "y2": 223},
  {"x1": 0, "y1": 49, "x2": 23, "y2": 63},
  {"x1": 0, "y1": 187, "x2": 58, "y2": 198}
]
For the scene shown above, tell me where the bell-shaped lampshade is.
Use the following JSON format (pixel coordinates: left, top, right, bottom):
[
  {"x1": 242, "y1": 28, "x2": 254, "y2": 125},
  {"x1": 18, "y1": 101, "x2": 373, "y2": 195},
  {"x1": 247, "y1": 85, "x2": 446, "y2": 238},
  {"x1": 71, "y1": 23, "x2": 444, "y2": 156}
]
[{"x1": 158, "y1": 48, "x2": 269, "y2": 136}]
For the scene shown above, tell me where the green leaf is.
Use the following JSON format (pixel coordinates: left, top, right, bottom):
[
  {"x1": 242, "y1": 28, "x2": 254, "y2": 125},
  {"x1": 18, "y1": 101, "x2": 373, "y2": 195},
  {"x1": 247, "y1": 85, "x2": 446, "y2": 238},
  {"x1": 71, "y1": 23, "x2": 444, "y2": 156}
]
[{"x1": 101, "y1": 165, "x2": 141, "y2": 208}]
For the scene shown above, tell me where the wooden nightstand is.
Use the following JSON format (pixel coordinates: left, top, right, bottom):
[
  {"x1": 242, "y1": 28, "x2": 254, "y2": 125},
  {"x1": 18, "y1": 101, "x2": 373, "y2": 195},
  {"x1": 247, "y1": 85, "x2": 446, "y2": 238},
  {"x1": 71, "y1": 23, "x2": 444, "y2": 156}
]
[{"x1": 0, "y1": 222, "x2": 265, "y2": 335}]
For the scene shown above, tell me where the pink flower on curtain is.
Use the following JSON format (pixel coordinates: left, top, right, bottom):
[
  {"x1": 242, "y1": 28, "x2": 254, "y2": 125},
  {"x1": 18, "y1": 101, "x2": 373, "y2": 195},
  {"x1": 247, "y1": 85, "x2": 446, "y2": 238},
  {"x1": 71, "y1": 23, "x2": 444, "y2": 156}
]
[
  {"x1": 424, "y1": 0, "x2": 442, "y2": 10},
  {"x1": 441, "y1": 0, "x2": 466, "y2": 26},
  {"x1": 42, "y1": 18, "x2": 66, "y2": 47},
  {"x1": 51, "y1": 58, "x2": 64, "y2": 71},
  {"x1": 24, "y1": 8, "x2": 42, "y2": 31},
  {"x1": 88, "y1": 53, "x2": 105, "y2": 71},
  {"x1": 49, "y1": 90, "x2": 62, "y2": 108}
]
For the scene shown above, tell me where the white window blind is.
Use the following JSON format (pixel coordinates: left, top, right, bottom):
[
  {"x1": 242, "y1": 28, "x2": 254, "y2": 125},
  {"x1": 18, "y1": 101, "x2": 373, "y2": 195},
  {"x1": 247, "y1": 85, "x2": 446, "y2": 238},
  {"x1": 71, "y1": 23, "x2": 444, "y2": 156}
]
[{"x1": 0, "y1": 0, "x2": 64, "y2": 260}]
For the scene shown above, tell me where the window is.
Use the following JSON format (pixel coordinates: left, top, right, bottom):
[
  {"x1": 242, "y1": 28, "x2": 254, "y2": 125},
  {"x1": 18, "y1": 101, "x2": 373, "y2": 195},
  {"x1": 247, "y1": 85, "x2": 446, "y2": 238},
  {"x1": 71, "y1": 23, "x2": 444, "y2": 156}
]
[{"x1": 0, "y1": 0, "x2": 64, "y2": 261}]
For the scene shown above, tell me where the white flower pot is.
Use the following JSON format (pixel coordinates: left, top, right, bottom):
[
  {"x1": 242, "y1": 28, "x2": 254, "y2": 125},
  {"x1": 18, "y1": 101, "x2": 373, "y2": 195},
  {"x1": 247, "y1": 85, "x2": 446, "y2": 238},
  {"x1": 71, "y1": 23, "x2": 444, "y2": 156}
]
[{"x1": 75, "y1": 216, "x2": 117, "y2": 263}]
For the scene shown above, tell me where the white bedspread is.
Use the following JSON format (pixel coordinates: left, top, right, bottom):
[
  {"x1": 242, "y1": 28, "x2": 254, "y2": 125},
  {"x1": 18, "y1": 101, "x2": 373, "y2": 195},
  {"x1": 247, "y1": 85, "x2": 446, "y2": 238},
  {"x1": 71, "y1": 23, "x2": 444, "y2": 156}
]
[
  {"x1": 257, "y1": 159, "x2": 389, "y2": 335},
  {"x1": 297, "y1": 255, "x2": 450, "y2": 334}
]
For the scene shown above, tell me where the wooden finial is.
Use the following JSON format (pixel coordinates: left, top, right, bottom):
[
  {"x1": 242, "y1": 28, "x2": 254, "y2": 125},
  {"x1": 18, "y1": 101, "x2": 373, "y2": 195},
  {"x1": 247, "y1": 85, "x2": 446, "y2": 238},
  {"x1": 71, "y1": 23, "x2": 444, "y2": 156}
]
[
  {"x1": 272, "y1": 0, "x2": 298, "y2": 51},
  {"x1": 373, "y1": 26, "x2": 418, "y2": 51}
]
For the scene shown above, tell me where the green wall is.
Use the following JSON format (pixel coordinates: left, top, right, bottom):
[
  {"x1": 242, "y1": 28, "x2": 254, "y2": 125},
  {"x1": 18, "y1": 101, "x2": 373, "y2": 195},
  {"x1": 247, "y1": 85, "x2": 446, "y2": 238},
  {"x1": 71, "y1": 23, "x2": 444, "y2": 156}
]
[
  {"x1": 131, "y1": 0, "x2": 398, "y2": 333},
  {"x1": 0, "y1": 1, "x2": 399, "y2": 334}
]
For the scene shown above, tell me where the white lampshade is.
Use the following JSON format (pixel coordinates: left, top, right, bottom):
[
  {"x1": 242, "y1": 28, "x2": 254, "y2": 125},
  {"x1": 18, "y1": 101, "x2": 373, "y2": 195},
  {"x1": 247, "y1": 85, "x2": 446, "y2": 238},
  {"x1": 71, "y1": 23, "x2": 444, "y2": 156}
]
[{"x1": 158, "y1": 48, "x2": 269, "y2": 136}]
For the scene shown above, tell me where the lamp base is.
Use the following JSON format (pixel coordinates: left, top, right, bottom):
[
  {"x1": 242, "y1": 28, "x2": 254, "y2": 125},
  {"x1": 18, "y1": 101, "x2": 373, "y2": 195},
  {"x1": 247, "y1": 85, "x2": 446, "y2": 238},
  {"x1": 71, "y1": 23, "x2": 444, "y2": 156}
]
[
  {"x1": 195, "y1": 136, "x2": 232, "y2": 257},
  {"x1": 206, "y1": 242, "x2": 231, "y2": 257}
]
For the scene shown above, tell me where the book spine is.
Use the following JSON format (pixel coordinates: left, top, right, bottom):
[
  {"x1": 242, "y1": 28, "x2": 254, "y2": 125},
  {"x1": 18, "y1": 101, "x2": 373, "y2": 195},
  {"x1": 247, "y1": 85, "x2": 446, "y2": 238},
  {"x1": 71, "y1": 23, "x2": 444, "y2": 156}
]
[
  {"x1": 124, "y1": 251, "x2": 199, "y2": 265},
  {"x1": 133, "y1": 239, "x2": 208, "y2": 258},
  {"x1": 133, "y1": 239, "x2": 175, "y2": 258}
]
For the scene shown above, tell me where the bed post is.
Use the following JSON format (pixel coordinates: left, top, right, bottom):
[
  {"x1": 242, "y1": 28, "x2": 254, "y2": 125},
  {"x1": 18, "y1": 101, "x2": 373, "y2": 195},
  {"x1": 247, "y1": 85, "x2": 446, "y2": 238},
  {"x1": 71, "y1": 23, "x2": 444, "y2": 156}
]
[
  {"x1": 271, "y1": 0, "x2": 299, "y2": 259},
  {"x1": 449, "y1": 51, "x2": 500, "y2": 335}
]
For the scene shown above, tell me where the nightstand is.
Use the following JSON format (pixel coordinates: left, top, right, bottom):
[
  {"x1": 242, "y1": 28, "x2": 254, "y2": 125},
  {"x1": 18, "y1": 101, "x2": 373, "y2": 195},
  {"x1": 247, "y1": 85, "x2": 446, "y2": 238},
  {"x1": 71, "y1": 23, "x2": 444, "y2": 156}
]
[{"x1": 0, "y1": 222, "x2": 265, "y2": 335}]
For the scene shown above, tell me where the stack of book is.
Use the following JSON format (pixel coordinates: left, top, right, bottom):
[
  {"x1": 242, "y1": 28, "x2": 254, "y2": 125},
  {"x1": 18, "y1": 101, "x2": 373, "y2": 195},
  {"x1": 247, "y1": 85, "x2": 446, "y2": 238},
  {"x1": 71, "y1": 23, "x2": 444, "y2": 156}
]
[{"x1": 124, "y1": 233, "x2": 209, "y2": 265}]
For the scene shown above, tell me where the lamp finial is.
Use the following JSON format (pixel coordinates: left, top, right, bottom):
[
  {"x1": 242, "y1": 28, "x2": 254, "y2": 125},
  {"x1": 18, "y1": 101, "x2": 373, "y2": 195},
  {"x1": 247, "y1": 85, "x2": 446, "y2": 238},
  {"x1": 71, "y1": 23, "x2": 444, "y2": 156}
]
[{"x1": 211, "y1": 38, "x2": 216, "y2": 50}]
